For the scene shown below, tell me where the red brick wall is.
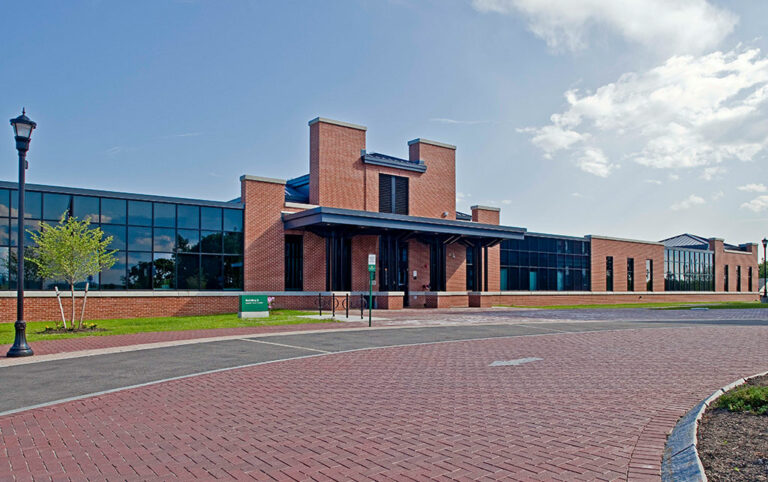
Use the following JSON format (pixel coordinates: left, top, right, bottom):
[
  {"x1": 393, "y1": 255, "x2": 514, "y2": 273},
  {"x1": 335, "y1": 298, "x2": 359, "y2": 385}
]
[
  {"x1": 407, "y1": 141, "x2": 456, "y2": 219},
  {"x1": 425, "y1": 293, "x2": 469, "y2": 308},
  {"x1": 309, "y1": 120, "x2": 366, "y2": 209},
  {"x1": 303, "y1": 233, "x2": 326, "y2": 291},
  {"x1": 590, "y1": 237, "x2": 665, "y2": 292},
  {"x1": 445, "y1": 243, "x2": 467, "y2": 291},
  {"x1": 242, "y1": 177, "x2": 286, "y2": 291},
  {"x1": 471, "y1": 207, "x2": 500, "y2": 225},
  {"x1": 469, "y1": 292, "x2": 759, "y2": 308},
  {"x1": 712, "y1": 240, "x2": 759, "y2": 292},
  {"x1": 408, "y1": 240, "x2": 430, "y2": 292},
  {"x1": 0, "y1": 295, "x2": 239, "y2": 322}
]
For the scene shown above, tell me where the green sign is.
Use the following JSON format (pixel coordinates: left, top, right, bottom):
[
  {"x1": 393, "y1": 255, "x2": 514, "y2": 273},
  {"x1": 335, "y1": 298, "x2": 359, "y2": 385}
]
[
  {"x1": 368, "y1": 265, "x2": 376, "y2": 273},
  {"x1": 240, "y1": 295, "x2": 269, "y2": 312}
]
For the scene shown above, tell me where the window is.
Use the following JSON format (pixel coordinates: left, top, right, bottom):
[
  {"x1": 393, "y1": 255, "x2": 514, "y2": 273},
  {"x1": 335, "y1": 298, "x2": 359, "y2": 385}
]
[
  {"x1": 749, "y1": 267, "x2": 753, "y2": 292},
  {"x1": 499, "y1": 236, "x2": 591, "y2": 291},
  {"x1": 646, "y1": 259, "x2": 653, "y2": 291},
  {"x1": 627, "y1": 258, "x2": 634, "y2": 291},
  {"x1": 285, "y1": 235, "x2": 303, "y2": 291},
  {"x1": 379, "y1": 174, "x2": 408, "y2": 215},
  {"x1": 724, "y1": 265, "x2": 729, "y2": 292},
  {"x1": 466, "y1": 246, "x2": 475, "y2": 291},
  {"x1": 736, "y1": 266, "x2": 741, "y2": 292},
  {"x1": 606, "y1": 256, "x2": 614, "y2": 291},
  {"x1": 0, "y1": 187, "x2": 244, "y2": 291},
  {"x1": 664, "y1": 248, "x2": 714, "y2": 292}
]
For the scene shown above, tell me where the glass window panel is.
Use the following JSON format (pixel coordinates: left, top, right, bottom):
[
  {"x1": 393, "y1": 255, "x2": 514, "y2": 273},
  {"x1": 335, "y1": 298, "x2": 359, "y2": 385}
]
[
  {"x1": 153, "y1": 203, "x2": 176, "y2": 228},
  {"x1": 177, "y1": 205, "x2": 199, "y2": 229},
  {"x1": 128, "y1": 201, "x2": 152, "y2": 226},
  {"x1": 101, "y1": 198, "x2": 127, "y2": 224},
  {"x1": 153, "y1": 228, "x2": 175, "y2": 252},
  {"x1": 0, "y1": 189, "x2": 9, "y2": 217},
  {"x1": 127, "y1": 226, "x2": 152, "y2": 251},
  {"x1": 100, "y1": 251, "x2": 126, "y2": 289},
  {"x1": 101, "y1": 224, "x2": 126, "y2": 251},
  {"x1": 177, "y1": 229, "x2": 199, "y2": 253},
  {"x1": 201, "y1": 255, "x2": 223, "y2": 289},
  {"x1": 72, "y1": 196, "x2": 100, "y2": 222},
  {"x1": 0, "y1": 247, "x2": 8, "y2": 289},
  {"x1": 0, "y1": 219, "x2": 7, "y2": 246},
  {"x1": 153, "y1": 253, "x2": 175, "y2": 289},
  {"x1": 223, "y1": 209, "x2": 243, "y2": 232},
  {"x1": 509, "y1": 251, "x2": 519, "y2": 265},
  {"x1": 126, "y1": 252, "x2": 152, "y2": 289},
  {"x1": 11, "y1": 191, "x2": 42, "y2": 219},
  {"x1": 43, "y1": 193, "x2": 71, "y2": 221},
  {"x1": 201, "y1": 207, "x2": 222, "y2": 231},
  {"x1": 223, "y1": 256, "x2": 243, "y2": 290},
  {"x1": 177, "y1": 254, "x2": 201, "y2": 289},
  {"x1": 223, "y1": 231, "x2": 243, "y2": 254},
  {"x1": 200, "y1": 231, "x2": 222, "y2": 253},
  {"x1": 12, "y1": 219, "x2": 41, "y2": 246},
  {"x1": 8, "y1": 247, "x2": 42, "y2": 289}
]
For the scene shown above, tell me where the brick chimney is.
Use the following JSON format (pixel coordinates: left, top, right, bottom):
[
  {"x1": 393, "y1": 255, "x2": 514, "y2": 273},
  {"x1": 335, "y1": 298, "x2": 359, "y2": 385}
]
[
  {"x1": 308, "y1": 117, "x2": 366, "y2": 209},
  {"x1": 407, "y1": 138, "x2": 456, "y2": 219},
  {"x1": 471, "y1": 205, "x2": 500, "y2": 225}
]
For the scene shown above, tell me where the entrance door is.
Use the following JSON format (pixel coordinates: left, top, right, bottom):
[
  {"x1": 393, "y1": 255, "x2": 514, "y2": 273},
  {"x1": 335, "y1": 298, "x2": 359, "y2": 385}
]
[{"x1": 379, "y1": 235, "x2": 410, "y2": 306}]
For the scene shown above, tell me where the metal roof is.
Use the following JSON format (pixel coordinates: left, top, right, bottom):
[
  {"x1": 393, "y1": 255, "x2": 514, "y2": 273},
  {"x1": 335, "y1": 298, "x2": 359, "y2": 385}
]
[
  {"x1": 0, "y1": 180, "x2": 243, "y2": 209},
  {"x1": 282, "y1": 207, "x2": 526, "y2": 240},
  {"x1": 659, "y1": 233, "x2": 710, "y2": 249},
  {"x1": 363, "y1": 152, "x2": 426, "y2": 173},
  {"x1": 285, "y1": 174, "x2": 310, "y2": 203}
]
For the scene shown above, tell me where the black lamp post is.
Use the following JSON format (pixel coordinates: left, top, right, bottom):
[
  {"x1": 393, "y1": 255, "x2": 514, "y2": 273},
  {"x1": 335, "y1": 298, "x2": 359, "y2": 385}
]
[
  {"x1": 7, "y1": 109, "x2": 36, "y2": 357},
  {"x1": 762, "y1": 237, "x2": 767, "y2": 298}
]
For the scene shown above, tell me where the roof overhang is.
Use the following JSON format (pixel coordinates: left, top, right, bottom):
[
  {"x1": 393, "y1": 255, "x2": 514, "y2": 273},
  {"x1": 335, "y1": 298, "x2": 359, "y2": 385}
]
[{"x1": 283, "y1": 207, "x2": 525, "y2": 242}]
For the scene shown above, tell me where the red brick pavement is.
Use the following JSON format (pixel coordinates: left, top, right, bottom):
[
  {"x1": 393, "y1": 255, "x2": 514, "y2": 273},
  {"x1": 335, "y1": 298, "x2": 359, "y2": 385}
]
[
  {"x1": 2, "y1": 321, "x2": 365, "y2": 357},
  {"x1": 1, "y1": 325, "x2": 767, "y2": 480}
]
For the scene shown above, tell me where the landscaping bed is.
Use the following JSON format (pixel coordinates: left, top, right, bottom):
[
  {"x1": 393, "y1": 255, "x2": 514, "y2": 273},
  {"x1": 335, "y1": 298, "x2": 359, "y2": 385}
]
[
  {"x1": 0, "y1": 310, "x2": 328, "y2": 344},
  {"x1": 698, "y1": 374, "x2": 768, "y2": 481}
]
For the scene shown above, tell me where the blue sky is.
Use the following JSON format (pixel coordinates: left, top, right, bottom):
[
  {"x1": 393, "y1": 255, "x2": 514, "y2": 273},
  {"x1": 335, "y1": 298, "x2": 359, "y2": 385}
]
[{"x1": 2, "y1": 0, "x2": 767, "y2": 246}]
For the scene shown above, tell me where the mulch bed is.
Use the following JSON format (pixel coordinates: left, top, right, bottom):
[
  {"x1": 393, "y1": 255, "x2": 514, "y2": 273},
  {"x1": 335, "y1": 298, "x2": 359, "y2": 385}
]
[{"x1": 698, "y1": 374, "x2": 768, "y2": 481}]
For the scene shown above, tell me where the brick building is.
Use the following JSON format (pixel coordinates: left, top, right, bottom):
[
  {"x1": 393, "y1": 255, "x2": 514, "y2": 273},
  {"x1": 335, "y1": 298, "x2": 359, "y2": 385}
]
[{"x1": 0, "y1": 117, "x2": 759, "y2": 321}]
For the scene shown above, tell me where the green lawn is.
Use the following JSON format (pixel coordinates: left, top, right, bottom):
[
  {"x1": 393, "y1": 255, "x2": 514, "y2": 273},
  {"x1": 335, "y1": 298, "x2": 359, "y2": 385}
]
[
  {"x1": 494, "y1": 301, "x2": 766, "y2": 310},
  {"x1": 0, "y1": 310, "x2": 334, "y2": 345}
]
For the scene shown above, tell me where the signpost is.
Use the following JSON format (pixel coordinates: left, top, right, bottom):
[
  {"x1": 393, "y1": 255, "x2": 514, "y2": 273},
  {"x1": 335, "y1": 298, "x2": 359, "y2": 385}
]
[
  {"x1": 368, "y1": 254, "x2": 376, "y2": 327},
  {"x1": 238, "y1": 294, "x2": 270, "y2": 318}
]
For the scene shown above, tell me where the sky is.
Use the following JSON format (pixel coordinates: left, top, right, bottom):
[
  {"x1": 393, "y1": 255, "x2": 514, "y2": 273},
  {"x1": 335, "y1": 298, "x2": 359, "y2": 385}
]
[{"x1": 1, "y1": 0, "x2": 767, "y2": 247}]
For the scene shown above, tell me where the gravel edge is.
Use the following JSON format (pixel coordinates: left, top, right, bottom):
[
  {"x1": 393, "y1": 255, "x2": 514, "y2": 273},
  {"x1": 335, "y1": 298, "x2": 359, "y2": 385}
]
[{"x1": 661, "y1": 369, "x2": 768, "y2": 481}]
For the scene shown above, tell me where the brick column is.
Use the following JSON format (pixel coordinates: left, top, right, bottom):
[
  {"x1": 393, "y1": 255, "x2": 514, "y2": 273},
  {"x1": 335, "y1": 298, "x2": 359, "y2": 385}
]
[
  {"x1": 471, "y1": 205, "x2": 501, "y2": 291},
  {"x1": 709, "y1": 238, "x2": 725, "y2": 292},
  {"x1": 241, "y1": 175, "x2": 286, "y2": 291}
]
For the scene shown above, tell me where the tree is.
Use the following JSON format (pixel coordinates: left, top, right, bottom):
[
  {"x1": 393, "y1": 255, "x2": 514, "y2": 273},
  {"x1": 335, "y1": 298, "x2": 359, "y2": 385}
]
[{"x1": 27, "y1": 215, "x2": 117, "y2": 330}]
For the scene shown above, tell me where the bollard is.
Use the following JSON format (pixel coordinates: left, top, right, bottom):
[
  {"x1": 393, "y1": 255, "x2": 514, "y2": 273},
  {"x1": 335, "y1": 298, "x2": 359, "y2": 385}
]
[
  {"x1": 332, "y1": 293, "x2": 336, "y2": 318},
  {"x1": 345, "y1": 293, "x2": 349, "y2": 318},
  {"x1": 319, "y1": 292, "x2": 322, "y2": 316},
  {"x1": 360, "y1": 293, "x2": 364, "y2": 319}
]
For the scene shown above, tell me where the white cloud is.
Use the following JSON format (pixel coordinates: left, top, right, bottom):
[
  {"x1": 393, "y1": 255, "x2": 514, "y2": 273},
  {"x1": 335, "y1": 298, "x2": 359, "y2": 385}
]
[
  {"x1": 576, "y1": 147, "x2": 615, "y2": 177},
  {"x1": 644, "y1": 179, "x2": 662, "y2": 185},
  {"x1": 430, "y1": 118, "x2": 491, "y2": 125},
  {"x1": 521, "y1": 48, "x2": 768, "y2": 177},
  {"x1": 712, "y1": 191, "x2": 724, "y2": 201},
  {"x1": 671, "y1": 194, "x2": 706, "y2": 210},
  {"x1": 668, "y1": 173, "x2": 680, "y2": 181},
  {"x1": 738, "y1": 183, "x2": 768, "y2": 192},
  {"x1": 741, "y1": 195, "x2": 768, "y2": 212},
  {"x1": 471, "y1": 0, "x2": 737, "y2": 54},
  {"x1": 701, "y1": 166, "x2": 727, "y2": 181}
]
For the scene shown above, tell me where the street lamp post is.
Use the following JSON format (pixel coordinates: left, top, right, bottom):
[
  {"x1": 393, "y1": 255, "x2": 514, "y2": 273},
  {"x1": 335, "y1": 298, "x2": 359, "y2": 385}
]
[
  {"x1": 762, "y1": 238, "x2": 767, "y2": 299},
  {"x1": 7, "y1": 109, "x2": 36, "y2": 357}
]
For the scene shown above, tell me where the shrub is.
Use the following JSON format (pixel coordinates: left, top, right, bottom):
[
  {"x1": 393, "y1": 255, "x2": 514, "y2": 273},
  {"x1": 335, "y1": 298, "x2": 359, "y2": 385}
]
[{"x1": 715, "y1": 385, "x2": 768, "y2": 415}]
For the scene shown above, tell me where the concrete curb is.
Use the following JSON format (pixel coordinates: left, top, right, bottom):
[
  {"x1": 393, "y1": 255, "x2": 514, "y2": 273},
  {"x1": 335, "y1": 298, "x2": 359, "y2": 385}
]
[{"x1": 661, "y1": 369, "x2": 768, "y2": 481}]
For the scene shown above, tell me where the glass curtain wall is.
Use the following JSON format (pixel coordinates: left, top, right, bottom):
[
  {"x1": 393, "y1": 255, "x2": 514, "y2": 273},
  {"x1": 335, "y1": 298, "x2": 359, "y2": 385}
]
[
  {"x1": 0, "y1": 187, "x2": 244, "y2": 290},
  {"x1": 500, "y1": 235, "x2": 591, "y2": 291},
  {"x1": 663, "y1": 248, "x2": 714, "y2": 291}
]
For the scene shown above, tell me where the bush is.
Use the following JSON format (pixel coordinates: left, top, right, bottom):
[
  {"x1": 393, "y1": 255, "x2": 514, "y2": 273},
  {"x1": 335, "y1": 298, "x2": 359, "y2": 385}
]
[{"x1": 715, "y1": 385, "x2": 768, "y2": 415}]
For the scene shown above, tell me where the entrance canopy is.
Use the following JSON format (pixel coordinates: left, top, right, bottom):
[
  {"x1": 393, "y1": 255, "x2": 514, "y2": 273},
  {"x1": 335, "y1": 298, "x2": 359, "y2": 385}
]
[{"x1": 283, "y1": 207, "x2": 526, "y2": 244}]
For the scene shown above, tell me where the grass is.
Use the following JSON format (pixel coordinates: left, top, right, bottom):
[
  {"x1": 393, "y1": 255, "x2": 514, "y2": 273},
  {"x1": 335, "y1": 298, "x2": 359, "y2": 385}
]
[
  {"x1": 715, "y1": 385, "x2": 768, "y2": 415},
  {"x1": 0, "y1": 310, "x2": 333, "y2": 345},
  {"x1": 494, "y1": 301, "x2": 766, "y2": 310}
]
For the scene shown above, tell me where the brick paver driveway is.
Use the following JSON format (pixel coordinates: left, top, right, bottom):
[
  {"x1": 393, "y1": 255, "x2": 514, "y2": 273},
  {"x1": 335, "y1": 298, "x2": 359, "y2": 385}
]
[{"x1": 1, "y1": 321, "x2": 767, "y2": 481}]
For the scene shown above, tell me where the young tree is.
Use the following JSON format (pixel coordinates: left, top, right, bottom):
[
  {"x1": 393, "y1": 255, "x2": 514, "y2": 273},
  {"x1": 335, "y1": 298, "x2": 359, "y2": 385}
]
[{"x1": 27, "y1": 215, "x2": 117, "y2": 330}]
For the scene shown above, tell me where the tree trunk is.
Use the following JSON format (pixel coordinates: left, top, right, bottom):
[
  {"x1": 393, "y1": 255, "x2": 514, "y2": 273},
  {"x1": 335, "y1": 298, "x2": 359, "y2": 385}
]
[
  {"x1": 54, "y1": 286, "x2": 67, "y2": 329},
  {"x1": 70, "y1": 282, "x2": 76, "y2": 331},
  {"x1": 79, "y1": 282, "x2": 89, "y2": 329}
]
